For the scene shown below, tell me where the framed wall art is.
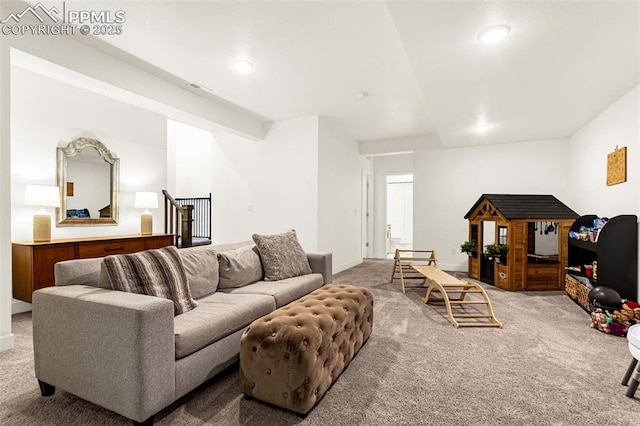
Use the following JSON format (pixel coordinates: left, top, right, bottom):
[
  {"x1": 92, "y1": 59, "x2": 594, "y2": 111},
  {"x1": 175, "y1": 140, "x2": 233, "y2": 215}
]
[{"x1": 607, "y1": 146, "x2": 627, "y2": 186}]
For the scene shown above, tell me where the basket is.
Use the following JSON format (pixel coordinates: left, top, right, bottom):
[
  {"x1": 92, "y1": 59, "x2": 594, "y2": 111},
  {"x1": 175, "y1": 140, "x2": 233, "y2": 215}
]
[{"x1": 565, "y1": 274, "x2": 591, "y2": 312}]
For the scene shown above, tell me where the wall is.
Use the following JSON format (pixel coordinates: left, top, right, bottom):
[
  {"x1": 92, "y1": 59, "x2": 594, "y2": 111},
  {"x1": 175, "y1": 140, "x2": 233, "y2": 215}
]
[
  {"x1": 1, "y1": 36, "x2": 14, "y2": 351},
  {"x1": 371, "y1": 153, "x2": 413, "y2": 258},
  {"x1": 11, "y1": 66, "x2": 168, "y2": 243},
  {"x1": 172, "y1": 116, "x2": 362, "y2": 273},
  {"x1": 317, "y1": 117, "x2": 362, "y2": 272},
  {"x1": 413, "y1": 138, "x2": 572, "y2": 271},
  {"x1": 9, "y1": 66, "x2": 167, "y2": 316},
  {"x1": 568, "y1": 84, "x2": 640, "y2": 299},
  {"x1": 568, "y1": 85, "x2": 639, "y2": 217},
  {"x1": 178, "y1": 116, "x2": 319, "y2": 251},
  {"x1": 169, "y1": 120, "x2": 215, "y2": 200}
]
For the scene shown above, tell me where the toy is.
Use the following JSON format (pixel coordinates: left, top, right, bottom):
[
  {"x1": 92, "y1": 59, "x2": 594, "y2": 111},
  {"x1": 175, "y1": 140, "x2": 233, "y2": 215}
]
[
  {"x1": 588, "y1": 286, "x2": 622, "y2": 310},
  {"x1": 625, "y1": 300, "x2": 640, "y2": 310},
  {"x1": 591, "y1": 308, "x2": 628, "y2": 336},
  {"x1": 612, "y1": 301, "x2": 640, "y2": 327}
]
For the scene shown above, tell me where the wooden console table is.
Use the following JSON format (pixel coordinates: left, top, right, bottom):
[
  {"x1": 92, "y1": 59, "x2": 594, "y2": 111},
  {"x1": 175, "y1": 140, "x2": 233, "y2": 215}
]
[{"x1": 12, "y1": 234, "x2": 175, "y2": 303}]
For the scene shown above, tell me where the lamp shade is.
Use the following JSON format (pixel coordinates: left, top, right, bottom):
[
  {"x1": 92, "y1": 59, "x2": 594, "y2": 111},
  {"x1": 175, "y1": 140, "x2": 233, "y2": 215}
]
[
  {"x1": 134, "y1": 192, "x2": 159, "y2": 209},
  {"x1": 23, "y1": 184, "x2": 61, "y2": 208}
]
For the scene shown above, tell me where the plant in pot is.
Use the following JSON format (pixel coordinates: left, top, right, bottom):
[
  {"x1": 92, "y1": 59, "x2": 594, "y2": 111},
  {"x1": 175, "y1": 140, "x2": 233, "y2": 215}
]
[
  {"x1": 460, "y1": 240, "x2": 477, "y2": 257},
  {"x1": 486, "y1": 244, "x2": 508, "y2": 264}
]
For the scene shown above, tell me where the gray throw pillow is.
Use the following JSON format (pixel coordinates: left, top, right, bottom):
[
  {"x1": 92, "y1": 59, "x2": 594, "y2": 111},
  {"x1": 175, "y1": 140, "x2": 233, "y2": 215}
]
[
  {"x1": 217, "y1": 245, "x2": 263, "y2": 288},
  {"x1": 252, "y1": 230, "x2": 312, "y2": 281},
  {"x1": 102, "y1": 246, "x2": 198, "y2": 316},
  {"x1": 179, "y1": 245, "x2": 219, "y2": 299}
]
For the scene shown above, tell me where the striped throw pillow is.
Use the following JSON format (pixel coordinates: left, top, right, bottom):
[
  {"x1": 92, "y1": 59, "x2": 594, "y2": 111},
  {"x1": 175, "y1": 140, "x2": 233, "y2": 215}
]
[{"x1": 103, "y1": 246, "x2": 198, "y2": 315}]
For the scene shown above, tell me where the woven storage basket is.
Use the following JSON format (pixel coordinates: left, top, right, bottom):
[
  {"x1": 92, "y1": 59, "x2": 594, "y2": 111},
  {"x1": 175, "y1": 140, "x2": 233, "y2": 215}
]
[
  {"x1": 565, "y1": 274, "x2": 578, "y2": 299},
  {"x1": 565, "y1": 274, "x2": 591, "y2": 312}
]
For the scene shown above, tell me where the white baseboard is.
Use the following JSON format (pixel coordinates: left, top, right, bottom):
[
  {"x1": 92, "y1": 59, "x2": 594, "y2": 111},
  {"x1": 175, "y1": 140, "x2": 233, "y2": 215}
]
[
  {"x1": 12, "y1": 299, "x2": 31, "y2": 314},
  {"x1": 438, "y1": 262, "x2": 467, "y2": 272},
  {"x1": 0, "y1": 333, "x2": 14, "y2": 352},
  {"x1": 333, "y1": 257, "x2": 363, "y2": 274}
]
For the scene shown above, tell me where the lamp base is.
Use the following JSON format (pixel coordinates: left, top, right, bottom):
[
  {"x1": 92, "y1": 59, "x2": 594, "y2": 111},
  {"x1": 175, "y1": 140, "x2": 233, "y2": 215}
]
[
  {"x1": 140, "y1": 212, "x2": 153, "y2": 236},
  {"x1": 33, "y1": 213, "x2": 51, "y2": 242}
]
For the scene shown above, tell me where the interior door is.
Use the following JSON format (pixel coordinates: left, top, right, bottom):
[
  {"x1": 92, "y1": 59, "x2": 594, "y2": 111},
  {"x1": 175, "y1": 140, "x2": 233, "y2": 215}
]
[{"x1": 361, "y1": 173, "x2": 373, "y2": 258}]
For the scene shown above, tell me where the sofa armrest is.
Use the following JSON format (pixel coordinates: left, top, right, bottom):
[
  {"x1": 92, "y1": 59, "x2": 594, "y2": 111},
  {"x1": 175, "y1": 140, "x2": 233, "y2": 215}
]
[
  {"x1": 306, "y1": 252, "x2": 333, "y2": 284},
  {"x1": 32, "y1": 285, "x2": 175, "y2": 423}
]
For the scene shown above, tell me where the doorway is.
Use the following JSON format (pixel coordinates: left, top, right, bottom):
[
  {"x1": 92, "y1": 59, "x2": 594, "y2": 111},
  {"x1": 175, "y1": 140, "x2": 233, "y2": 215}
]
[
  {"x1": 386, "y1": 174, "x2": 413, "y2": 258},
  {"x1": 480, "y1": 221, "x2": 496, "y2": 285}
]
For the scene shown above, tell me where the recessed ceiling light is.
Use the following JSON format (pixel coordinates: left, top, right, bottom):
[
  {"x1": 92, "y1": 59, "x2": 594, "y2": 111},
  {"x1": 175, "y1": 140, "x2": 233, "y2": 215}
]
[
  {"x1": 474, "y1": 123, "x2": 491, "y2": 132},
  {"x1": 356, "y1": 92, "x2": 369, "y2": 99},
  {"x1": 477, "y1": 25, "x2": 511, "y2": 44},
  {"x1": 233, "y1": 59, "x2": 254, "y2": 73}
]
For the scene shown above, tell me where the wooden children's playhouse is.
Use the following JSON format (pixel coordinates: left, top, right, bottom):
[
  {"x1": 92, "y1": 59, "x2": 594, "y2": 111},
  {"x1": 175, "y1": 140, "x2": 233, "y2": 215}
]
[{"x1": 464, "y1": 194, "x2": 579, "y2": 291}]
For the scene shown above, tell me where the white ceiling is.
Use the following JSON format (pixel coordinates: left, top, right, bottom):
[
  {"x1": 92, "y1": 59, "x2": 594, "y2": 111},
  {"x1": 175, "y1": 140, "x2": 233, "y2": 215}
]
[
  {"x1": 387, "y1": 1, "x2": 640, "y2": 147},
  {"x1": 73, "y1": 1, "x2": 640, "y2": 147}
]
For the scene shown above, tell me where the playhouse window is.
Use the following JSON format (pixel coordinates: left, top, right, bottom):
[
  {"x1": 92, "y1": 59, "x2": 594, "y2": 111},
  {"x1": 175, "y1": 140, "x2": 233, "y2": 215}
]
[
  {"x1": 498, "y1": 226, "x2": 507, "y2": 245},
  {"x1": 527, "y1": 221, "x2": 559, "y2": 263}
]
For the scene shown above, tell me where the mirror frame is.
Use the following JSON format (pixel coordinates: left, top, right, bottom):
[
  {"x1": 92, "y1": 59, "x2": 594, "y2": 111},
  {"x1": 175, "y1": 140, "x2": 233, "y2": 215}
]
[{"x1": 56, "y1": 137, "x2": 120, "y2": 226}]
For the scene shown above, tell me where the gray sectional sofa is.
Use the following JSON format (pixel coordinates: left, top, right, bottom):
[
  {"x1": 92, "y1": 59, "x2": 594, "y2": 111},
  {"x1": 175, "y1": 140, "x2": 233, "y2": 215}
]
[{"x1": 32, "y1": 240, "x2": 332, "y2": 425}]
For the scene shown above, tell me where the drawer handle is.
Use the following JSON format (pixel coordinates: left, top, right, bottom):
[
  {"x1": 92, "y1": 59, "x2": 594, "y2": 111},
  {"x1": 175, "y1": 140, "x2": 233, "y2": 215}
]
[{"x1": 104, "y1": 246, "x2": 125, "y2": 252}]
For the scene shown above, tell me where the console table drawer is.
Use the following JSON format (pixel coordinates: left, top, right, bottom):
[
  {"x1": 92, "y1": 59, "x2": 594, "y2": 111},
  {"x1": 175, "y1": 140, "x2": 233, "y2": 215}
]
[{"x1": 78, "y1": 240, "x2": 146, "y2": 258}]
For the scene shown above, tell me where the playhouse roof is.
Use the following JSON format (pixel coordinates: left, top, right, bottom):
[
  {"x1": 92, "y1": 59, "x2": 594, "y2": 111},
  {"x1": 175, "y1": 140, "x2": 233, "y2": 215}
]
[{"x1": 464, "y1": 194, "x2": 579, "y2": 220}]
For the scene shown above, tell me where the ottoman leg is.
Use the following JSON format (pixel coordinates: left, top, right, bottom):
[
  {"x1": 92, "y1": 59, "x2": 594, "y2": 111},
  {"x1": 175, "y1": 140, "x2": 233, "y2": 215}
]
[
  {"x1": 625, "y1": 363, "x2": 640, "y2": 398},
  {"x1": 622, "y1": 358, "x2": 638, "y2": 385},
  {"x1": 38, "y1": 380, "x2": 55, "y2": 397}
]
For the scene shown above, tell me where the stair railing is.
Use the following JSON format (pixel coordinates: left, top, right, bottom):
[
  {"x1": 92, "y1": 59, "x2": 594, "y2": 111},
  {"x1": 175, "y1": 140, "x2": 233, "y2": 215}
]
[{"x1": 162, "y1": 190, "x2": 193, "y2": 248}]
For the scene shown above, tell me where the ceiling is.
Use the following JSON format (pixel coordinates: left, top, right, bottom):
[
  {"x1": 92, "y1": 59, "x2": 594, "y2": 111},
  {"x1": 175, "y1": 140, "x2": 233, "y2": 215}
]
[{"x1": 39, "y1": 1, "x2": 640, "y2": 147}]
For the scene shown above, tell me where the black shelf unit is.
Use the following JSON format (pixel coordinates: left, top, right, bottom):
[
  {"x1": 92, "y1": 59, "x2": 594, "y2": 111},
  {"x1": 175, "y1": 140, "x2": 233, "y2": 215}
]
[{"x1": 567, "y1": 214, "x2": 638, "y2": 301}]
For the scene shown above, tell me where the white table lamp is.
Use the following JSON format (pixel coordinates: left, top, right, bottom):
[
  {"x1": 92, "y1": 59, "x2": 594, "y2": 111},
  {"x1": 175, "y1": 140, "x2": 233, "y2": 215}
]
[
  {"x1": 134, "y1": 192, "x2": 158, "y2": 235},
  {"x1": 23, "y1": 184, "x2": 61, "y2": 242}
]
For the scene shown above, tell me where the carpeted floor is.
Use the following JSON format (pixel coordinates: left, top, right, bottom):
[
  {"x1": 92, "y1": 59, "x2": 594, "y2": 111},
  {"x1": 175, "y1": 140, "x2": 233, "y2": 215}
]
[{"x1": 1, "y1": 259, "x2": 638, "y2": 425}]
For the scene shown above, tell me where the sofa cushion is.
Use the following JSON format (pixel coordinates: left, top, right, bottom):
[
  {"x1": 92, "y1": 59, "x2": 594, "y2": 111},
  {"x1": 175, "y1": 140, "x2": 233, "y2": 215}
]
[
  {"x1": 211, "y1": 240, "x2": 253, "y2": 252},
  {"x1": 102, "y1": 246, "x2": 198, "y2": 315},
  {"x1": 174, "y1": 292, "x2": 275, "y2": 359},
  {"x1": 217, "y1": 245, "x2": 263, "y2": 288},
  {"x1": 179, "y1": 245, "x2": 219, "y2": 299},
  {"x1": 220, "y1": 273, "x2": 324, "y2": 307},
  {"x1": 54, "y1": 257, "x2": 110, "y2": 288},
  {"x1": 252, "y1": 230, "x2": 312, "y2": 281}
]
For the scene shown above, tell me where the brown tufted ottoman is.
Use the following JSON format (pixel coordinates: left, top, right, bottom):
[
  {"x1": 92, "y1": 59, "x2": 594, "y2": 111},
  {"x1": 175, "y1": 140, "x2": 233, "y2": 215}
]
[{"x1": 239, "y1": 284, "x2": 373, "y2": 414}]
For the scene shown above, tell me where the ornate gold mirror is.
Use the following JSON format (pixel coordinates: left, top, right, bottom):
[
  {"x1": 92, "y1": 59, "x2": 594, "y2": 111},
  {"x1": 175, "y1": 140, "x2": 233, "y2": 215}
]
[{"x1": 56, "y1": 137, "x2": 119, "y2": 226}]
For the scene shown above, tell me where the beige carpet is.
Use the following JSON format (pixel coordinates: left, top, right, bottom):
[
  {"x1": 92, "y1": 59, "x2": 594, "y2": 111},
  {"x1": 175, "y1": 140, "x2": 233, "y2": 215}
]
[{"x1": 1, "y1": 259, "x2": 638, "y2": 425}]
